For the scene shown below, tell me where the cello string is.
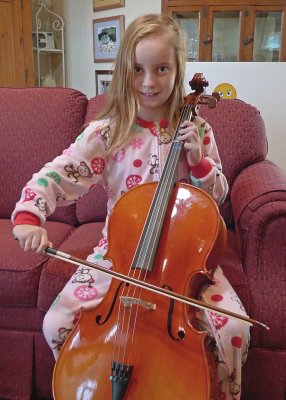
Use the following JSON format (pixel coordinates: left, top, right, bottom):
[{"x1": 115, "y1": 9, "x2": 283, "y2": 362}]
[
  {"x1": 120, "y1": 102, "x2": 195, "y2": 366},
  {"x1": 111, "y1": 255, "x2": 147, "y2": 364},
  {"x1": 108, "y1": 104, "x2": 191, "y2": 362},
  {"x1": 110, "y1": 99, "x2": 197, "y2": 369},
  {"x1": 128, "y1": 102, "x2": 192, "y2": 275}
]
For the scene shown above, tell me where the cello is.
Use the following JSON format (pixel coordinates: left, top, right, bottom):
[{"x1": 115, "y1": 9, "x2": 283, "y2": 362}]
[{"x1": 51, "y1": 74, "x2": 268, "y2": 400}]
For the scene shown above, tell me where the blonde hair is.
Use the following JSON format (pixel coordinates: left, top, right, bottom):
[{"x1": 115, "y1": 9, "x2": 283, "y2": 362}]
[{"x1": 96, "y1": 13, "x2": 187, "y2": 154}]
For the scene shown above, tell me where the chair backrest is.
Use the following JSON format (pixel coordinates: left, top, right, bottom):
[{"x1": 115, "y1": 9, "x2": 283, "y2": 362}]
[
  {"x1": 2, "y1": 88, "x2": 267, "y2": 228},
  {"x1": 74, "y1": 94, "x2": 108, "y2": 225},
  {"x1": 199, "y1": 99, "x2": 268, "y2": 224},
  {"x1": 0, "y1": 87, "x2": 88, "y2": 224}
]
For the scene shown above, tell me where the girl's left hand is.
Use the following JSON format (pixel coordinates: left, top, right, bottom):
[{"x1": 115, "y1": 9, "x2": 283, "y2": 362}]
[{"x1": 178, "y1": 120, "x2": 202, "y2": 166}]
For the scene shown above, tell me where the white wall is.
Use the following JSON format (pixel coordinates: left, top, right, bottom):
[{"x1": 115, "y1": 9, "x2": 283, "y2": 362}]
[
  {"x1": 62, "y1": 0, "x2": 285, "y2": 172},
  {"x1": 185, "y1": 62, "x2": 286, "y2": 172},
  {"x1": 63, "y1": 0, "x2": 161, "y2": 99}
]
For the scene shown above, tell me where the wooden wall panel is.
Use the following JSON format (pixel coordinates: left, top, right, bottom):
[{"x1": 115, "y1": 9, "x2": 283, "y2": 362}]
[{"x1": 0, "y1": 0, "x2": 34, "y2": 87}]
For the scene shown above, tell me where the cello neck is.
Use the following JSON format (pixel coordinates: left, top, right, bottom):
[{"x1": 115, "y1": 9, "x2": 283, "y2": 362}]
[{"x1": 131, "y1": 103, "x2": 194, "y2": 272}]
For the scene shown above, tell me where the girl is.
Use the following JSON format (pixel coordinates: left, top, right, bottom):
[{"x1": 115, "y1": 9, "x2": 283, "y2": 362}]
[{"x1": 12, "y1": 13, "x2": 249, "y2": 400}]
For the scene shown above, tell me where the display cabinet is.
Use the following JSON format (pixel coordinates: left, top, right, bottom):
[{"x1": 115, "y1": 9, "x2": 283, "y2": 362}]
[
  {"x1": 33, "y1": 0, "x2": 65, "y2": 86},
  {"x1": 162, "y1": 1, "x2": 286, "y2": 61}
]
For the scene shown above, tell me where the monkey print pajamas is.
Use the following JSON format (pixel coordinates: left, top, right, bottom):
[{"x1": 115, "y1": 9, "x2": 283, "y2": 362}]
[{"x1": 12, "y1": 116, "x2": 249, "y2": 400}]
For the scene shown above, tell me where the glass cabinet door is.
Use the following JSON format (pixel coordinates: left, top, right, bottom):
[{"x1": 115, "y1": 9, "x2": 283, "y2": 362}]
[
  {"x1": 174, "y1": 6, "x2": 245, "y2": 62},
  {"x1": 252, "y1": 10, "x2": 283, "y2": 61},
  {"x1": 207, "y1": 6, "x2": 246, "y2": 62},
  {"x1": 175, "y1": 12, "x2": 199, "y2": 61},
  {"x1": 167, "y1": 3, "x2": 286, "y2": 62},
  {"x1": 173, "y1": 7, "x2": 208, "y2": 61},
  {"x1": 212, "y1": 11, "x2": 241, "y2": 61}
]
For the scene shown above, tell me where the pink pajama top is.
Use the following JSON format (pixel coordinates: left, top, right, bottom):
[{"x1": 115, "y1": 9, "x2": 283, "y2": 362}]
[{"x1": 12, "y1": 116, "x2": 228, "y2": 242}]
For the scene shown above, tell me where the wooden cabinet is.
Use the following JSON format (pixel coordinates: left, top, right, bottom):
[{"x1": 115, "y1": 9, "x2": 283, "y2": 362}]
[
  {"x1": 0, "y1": 0, "x2": 34, "y2": 87},
  {"x1": 162, "y1": 1, "x2": 286, "y2": 61}
]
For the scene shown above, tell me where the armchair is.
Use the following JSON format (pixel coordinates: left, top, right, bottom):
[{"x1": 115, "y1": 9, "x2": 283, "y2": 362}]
[
  {"x1": 0, "y1": 88, "x2": 285, "y2": 399},
  {"x1": 200, "y1": 99, "x2": 286, "y2": 399}
]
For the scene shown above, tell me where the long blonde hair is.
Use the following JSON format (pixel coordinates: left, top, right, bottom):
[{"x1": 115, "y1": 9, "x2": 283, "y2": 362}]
[{"x1": 96, "y1": 14, "x2": 187, "y2": 154}]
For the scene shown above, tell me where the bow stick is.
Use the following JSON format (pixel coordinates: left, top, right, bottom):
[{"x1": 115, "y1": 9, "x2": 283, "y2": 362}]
[{"x1": 45, "y1": 247, "x2": 269, "y2": 330}]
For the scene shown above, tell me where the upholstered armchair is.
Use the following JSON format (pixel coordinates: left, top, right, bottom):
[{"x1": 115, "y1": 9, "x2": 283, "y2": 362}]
[{"x1": 0, "y1": 87, "x2": 285, "y2": 399}]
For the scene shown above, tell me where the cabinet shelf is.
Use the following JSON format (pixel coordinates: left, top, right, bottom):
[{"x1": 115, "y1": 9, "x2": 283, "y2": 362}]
[
  {"x1": 33, "y1": 48, "x2": 63, "y2": 54},
  {"x1": 33, "y1": 0, "x2": 65, "y2": 86}
]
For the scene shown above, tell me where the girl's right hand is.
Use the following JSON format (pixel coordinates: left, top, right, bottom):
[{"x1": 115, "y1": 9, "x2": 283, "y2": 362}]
[{"x1": 13, "y1": 225, "x2": 53, "y2": 253}]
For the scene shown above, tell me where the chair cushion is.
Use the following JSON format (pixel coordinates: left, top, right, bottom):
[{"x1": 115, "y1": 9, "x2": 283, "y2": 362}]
[
  {"x1": 219, "y1": 229, "x2": 250, "y2": 314},
  {"x1": 0, "y1": 219, "x2": 74, "y2": 307},
  {"x1": 38, "y1": 221, "x2": 105, "y2": 311}
]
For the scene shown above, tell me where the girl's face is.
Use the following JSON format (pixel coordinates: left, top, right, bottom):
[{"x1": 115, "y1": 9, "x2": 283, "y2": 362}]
[{"x1": 133, "y1": 33, "x2": 177, "y2": 121}]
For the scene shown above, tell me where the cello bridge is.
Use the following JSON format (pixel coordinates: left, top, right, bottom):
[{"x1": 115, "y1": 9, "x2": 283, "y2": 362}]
[{"x1": 120, "y1": 296, "x2": 156, "y2": 311}]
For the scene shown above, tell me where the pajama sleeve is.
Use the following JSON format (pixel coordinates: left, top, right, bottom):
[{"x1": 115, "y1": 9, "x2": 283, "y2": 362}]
[
  {"x1": 11, "y1": 120, "x2": 110, "y2": 226},
  {"x1": 188, "y1": 116, "x2": 229, "y2": 206}
]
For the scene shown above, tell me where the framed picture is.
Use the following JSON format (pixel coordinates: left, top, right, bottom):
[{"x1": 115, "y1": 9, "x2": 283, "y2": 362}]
[
  {"x1": 95, "y1": 70, "x2": 113, "y2": 95},
  {"x1": 93, "y1": 0, "x2": 125, "y2": 12},
  {"x1": 32, "y1": 32, "x2": 55, "y2": 50},
  {"x1": 93, "y1": 15, "x2": 125, "y2": 62}
]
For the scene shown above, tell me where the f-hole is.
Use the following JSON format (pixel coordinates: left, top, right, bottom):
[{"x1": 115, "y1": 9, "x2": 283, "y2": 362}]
[
  {"x1": 163, "y1": 285, "x2": 185, "y2": 341},
  {"x1": 96, "y1": 282, "x2": 128, "y2": 325}
]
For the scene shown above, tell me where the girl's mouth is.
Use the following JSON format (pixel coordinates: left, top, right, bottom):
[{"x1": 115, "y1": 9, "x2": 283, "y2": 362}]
[{"x1": 140, "y1": 92, "x2": 158, "y2": 97}]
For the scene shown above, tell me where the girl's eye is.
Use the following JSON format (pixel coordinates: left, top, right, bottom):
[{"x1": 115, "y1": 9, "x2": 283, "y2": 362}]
[
  {"x1": 134, "y1": 66, "x2": 142, "y2": 74},
  {"x1": 159, "y1": 66, "x2": 168, "y2": 73}
]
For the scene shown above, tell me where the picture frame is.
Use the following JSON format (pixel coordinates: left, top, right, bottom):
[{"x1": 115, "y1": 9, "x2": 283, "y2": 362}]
[
  {"x1": 93, "y1": 16, "x2": 125, "y2": 62},
  {"x1": 95, "y1": 70, "x2": 113, "y2": 95},
  {"x1": 32, "y1": 32, "x2": 55, "y2": 50},
  {"x1": 93, "y1": 0, "x2": 125, "y2": 12}
]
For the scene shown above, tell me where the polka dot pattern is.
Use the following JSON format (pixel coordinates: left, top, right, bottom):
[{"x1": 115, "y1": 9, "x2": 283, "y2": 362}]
[
  {"x1": 203, "y1": 136, "x2": 211, "y2": 145},
  {"x1": 133, "y1": 159, "x2": 142, "y2": 168},
  {"x1": 211, "y1": 294, "x2": 223, "y2": 302},
  {"x1": 231, "y1": 336, "x2": 242, "y2": 348}
]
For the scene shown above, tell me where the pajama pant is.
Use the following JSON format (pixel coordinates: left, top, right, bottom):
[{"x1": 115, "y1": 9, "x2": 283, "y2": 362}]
[{"x1": 43, "y1": 246, "x2": 250, "y2": 400}]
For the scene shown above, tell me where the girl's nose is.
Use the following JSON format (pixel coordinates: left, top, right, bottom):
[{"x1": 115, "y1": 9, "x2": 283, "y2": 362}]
[{"x1": 142, "y1": 72, "x2": 155, "y2": 87}]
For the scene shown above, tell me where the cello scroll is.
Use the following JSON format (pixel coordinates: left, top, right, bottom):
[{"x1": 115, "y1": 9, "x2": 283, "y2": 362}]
[{"x1": 184, "y1": 73, "x2": 220, "y2": 116}]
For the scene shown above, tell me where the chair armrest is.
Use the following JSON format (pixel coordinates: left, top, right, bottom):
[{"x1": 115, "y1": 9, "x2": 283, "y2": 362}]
[
  {"x1": 232, "y1": 160, "x2": 286, "y2": 225},
  {"x1": 230, "y1": 160, "x2": 286, "y2": 339},
  {"x1": 231, "y1": 159, "x2": 286, "y2": 260}
]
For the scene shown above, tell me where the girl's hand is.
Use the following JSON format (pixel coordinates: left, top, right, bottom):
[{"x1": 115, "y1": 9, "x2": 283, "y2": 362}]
[
  {"x1": 13, "y1": 225, "x2": 52, "y2": 253},
  {"x1": 178, "y1": 120, "x2": 202, "y2": 166}
]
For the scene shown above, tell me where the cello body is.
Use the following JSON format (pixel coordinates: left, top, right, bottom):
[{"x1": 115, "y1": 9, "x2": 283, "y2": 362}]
[{"x1": 53, "y1": 182, "x2": 225, "y2": 400}]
